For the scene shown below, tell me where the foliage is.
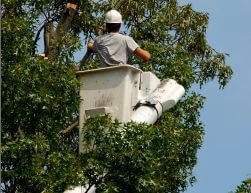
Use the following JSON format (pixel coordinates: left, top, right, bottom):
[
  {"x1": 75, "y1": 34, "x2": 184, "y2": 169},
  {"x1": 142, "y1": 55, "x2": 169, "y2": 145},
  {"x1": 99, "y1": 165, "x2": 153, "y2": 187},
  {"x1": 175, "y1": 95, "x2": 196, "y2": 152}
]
[
  {"x1": 1, "y1": 0, "x2": 232, "y2": 193},
  {"x1": 229, "y1": 178, "x2": 251, "y2": 193},
  {"x1": 82, "y1": 111, "x2": 203, "y2": 193},
  {"x1": 2, "y1": 1, "x2": 81, "y2": 192}
]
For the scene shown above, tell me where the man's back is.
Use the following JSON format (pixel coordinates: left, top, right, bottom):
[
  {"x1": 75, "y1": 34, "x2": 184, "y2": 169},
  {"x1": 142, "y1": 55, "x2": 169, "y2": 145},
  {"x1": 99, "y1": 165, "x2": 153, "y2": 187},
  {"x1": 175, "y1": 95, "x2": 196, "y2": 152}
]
[
  {"x1": 93, "y1": 33, "x2": 139, "y2": 67},
  {"x1": 84, "y1": 10, "x2": 150, "y2": 69}
]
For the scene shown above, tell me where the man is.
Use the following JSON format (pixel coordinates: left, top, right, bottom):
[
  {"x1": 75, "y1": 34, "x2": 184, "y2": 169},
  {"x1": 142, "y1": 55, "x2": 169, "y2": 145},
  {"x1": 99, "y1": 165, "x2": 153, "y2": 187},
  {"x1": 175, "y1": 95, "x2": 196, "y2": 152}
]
[{"x1": 87, "y1": 10, "x2": 151, "y2": 67}]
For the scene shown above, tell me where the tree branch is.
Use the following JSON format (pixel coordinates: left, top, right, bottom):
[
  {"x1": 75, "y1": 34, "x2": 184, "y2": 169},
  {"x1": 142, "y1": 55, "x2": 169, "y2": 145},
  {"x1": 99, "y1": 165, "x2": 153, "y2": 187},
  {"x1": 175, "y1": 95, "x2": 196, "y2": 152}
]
[
  {"x1": 84, "y1": 172, "x2": 110, "y2": 193},
  {"x1": 45, "y1": 3, "x2": 77, "y2": 58},
  {"x1": 84, "y1": 183, "x2": 94, "y2": 193},
  {"x1": 55, "y1": 5, "x2": 77, "y2": 38},
  {"x1": 44, "y1": 21, "x2": 55, "y2": 57},
  {"x1": 60, "y1": 120, "x2": 78, "y2": 134},
  {"x1": 79, "y1": 49, "x2": 93, "y2": 70},
  {"x1": 113, "y1": 0, "x2": 127, "y2": 9},
  {"x1": 34, "y1": 24, "x2": 45, "y2": 51}
]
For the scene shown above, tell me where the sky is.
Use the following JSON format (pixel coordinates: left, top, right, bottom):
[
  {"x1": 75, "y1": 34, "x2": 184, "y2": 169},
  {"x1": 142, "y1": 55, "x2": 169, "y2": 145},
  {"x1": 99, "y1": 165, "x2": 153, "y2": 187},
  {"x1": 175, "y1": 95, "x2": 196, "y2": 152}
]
[{"x1": 178, "y1": 0, "x2": 251, "y2": 193}]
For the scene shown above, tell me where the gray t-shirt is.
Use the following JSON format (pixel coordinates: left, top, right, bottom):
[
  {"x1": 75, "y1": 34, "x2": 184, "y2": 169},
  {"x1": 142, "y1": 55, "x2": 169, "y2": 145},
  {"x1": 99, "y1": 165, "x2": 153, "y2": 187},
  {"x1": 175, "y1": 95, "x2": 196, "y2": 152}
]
[{"x1": 93, "y1": 33, "x2": 139, "y2": 67}]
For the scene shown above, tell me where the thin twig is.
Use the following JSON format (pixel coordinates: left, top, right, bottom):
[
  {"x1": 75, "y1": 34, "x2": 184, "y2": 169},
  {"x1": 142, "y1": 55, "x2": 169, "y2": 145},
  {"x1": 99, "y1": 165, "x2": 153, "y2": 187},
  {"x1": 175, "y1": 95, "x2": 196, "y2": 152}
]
[
  {"x1": 84, "y1": 172, "x2": 110, "y2": 193},
  {"x1": 84, "y1": 183, "x2": 94, "y2": 193},
  {"x1": 113, "y1": 0, "x2": 127, "y2": 9},
  {"x1": 34, "y1": 24, "x2": 45, "y2": 54},
  {"x1": 60, "y1": 120, "x2": 78, "y2": 134}
]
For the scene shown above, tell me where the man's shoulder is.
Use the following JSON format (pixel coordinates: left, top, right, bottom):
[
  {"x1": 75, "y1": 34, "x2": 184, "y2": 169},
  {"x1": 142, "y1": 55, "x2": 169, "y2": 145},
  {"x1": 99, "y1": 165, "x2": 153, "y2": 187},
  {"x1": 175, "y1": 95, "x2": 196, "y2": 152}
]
[
  {"x1": 116, "y1": 33, "x2": 136, "y2": 42},
  {"x1": 95, "y1": 34, "x2": 108, "y2": 41},
  {"x1": 117, "y1": 33, "x2": 131, "y2": 38},
  {"x1": 95, "y1": 33, "x2": 135, "y2": 44}
]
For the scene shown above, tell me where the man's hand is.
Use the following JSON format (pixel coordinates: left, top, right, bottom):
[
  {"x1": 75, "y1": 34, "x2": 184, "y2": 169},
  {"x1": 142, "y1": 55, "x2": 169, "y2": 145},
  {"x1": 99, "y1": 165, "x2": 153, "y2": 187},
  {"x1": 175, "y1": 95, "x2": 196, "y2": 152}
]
[{"x1": 87, "y1": 39, "x2": 94, "y2": 51}]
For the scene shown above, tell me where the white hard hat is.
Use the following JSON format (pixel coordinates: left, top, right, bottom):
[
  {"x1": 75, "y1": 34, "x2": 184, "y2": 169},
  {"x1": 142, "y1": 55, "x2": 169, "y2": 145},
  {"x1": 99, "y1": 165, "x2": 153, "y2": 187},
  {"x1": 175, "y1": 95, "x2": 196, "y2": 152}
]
[{"x1": 105, "y1": 10, "x2": 122, "y2": 23}]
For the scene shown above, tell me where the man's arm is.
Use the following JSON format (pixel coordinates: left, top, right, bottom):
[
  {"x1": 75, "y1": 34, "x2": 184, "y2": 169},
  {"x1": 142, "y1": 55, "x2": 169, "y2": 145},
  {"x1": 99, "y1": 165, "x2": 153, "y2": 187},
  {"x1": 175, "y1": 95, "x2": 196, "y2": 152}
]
[
  {"x1": 79, "y1": 40, "x2": 94, "y2": 70},
  {"x1": 134, "y1": 47, "x2": 151, "y2": 62}
]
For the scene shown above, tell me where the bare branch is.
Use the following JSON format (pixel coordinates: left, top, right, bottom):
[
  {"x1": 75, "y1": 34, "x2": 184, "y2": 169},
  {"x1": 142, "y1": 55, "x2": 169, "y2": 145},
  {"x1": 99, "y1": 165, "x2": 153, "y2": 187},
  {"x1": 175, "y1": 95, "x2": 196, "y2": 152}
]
[
  {"x1": 44, "y1": 21, "x2": 55, "y2": 57},
  {"x1": 113, "y1": 0, "x2": 127, "y2": 9},
  {"x1": 84, "y1": 184, "x2": 94, "y2": 193},
  {"x1": 84, "y1": 172, "x2": 111, "y2": 193},
  {"x1": 60, "y1": 120, "x2": 78, "y2": 134},
  {"x1": 55, "y1": 3, "x2": 77, "y2": 39},
  {"x1": 44, "y1": 3, "x2": 77, "y2": 57},
  {"x1": 79, "y1": 49, "x2": 92, "y2": 70},
  {"x1": 34, "y1": 24, "x2": 45, "y2": 47}
]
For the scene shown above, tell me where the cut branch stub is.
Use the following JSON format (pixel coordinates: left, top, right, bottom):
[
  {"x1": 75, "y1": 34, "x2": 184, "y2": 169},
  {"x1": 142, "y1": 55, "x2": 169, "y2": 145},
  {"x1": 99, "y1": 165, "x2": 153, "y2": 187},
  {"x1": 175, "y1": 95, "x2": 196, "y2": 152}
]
[
  {"x1": 44, "y1": 21, "x2": 55, "y2": 57},
  {"x1": 43, "y1": 3, "x2": 77, "y2": 58}
]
